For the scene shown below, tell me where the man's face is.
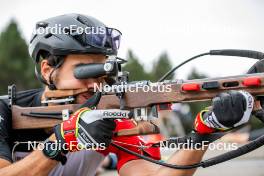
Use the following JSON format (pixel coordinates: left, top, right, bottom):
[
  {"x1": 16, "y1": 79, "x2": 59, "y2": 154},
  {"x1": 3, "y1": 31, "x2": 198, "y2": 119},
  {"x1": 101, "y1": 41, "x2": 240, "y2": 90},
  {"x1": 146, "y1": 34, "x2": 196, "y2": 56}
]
[{"x1": 41, "y1": 54, "x2": 106, "y2": 104}]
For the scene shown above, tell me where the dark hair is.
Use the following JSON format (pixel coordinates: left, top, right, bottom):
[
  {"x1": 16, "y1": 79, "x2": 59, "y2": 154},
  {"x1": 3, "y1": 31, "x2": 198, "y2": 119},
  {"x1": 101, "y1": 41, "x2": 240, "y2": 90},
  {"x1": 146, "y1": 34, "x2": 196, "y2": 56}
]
[{"x1": 40, "y1": 52, "x2": 65, "y2": 67}]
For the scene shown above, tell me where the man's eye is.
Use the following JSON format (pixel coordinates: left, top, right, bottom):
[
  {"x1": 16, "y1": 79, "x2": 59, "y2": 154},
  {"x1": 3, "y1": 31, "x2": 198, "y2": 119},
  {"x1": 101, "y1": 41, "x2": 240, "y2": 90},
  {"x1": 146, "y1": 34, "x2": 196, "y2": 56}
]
[{"x1": 75, "y1": 63, "x2": 86, "y2": 67}]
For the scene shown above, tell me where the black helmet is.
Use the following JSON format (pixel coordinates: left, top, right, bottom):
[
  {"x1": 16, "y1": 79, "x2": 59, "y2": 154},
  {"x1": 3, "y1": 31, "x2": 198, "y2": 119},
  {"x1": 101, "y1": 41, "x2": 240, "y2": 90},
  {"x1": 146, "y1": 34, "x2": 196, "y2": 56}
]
[{"x1": 29, "y1": 13, "x2": 122, "y2": 63}]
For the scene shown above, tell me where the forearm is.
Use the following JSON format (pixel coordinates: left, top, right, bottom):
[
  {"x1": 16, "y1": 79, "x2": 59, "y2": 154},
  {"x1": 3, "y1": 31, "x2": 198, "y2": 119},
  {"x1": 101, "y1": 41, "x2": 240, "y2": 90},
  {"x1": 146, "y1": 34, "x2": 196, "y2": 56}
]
[
  {"x1": 119, "y1": 147, "x2": 208, "y2": 176},
  {"x1": 0, "y1": 150, "x2": 58, "y2": 176},
  {"x1": 0, "y1": 134, "x2": 59, "y2": 176},
  {"x1": 156, "y1": 147, "x2": 207, "y2": 176}
]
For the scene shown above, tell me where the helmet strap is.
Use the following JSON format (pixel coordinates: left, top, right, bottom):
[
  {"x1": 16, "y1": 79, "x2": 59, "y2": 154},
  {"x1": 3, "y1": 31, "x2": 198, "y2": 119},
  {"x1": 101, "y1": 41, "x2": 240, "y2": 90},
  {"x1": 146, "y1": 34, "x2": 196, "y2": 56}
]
[
  {"x1": 34, "y1": 56, "x2": 65, "y2": 90},
  {"x1": 48, "y1": 59, "x2": 65, "y2": 90}
]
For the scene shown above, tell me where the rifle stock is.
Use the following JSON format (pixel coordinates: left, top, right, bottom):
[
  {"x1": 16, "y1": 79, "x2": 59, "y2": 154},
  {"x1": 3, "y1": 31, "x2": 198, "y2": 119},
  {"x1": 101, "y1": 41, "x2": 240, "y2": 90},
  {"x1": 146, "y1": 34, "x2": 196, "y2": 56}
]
[
  {"x1": 12, "y1": 72, "x2": 264, "y2": 136},
  {"x1": 12, "y1": 104, "x2": 80, "y2": 129}
]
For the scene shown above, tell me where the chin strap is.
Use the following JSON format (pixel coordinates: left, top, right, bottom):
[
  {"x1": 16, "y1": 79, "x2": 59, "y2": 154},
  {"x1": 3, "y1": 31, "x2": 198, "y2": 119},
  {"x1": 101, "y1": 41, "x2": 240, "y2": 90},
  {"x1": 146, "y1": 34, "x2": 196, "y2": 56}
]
[
  {"x1": 48, "y1": 59, "x2": 65, "y2": 90},
  {"x1": 34, "y1": 56, "x2": 65, "y2": 90}
]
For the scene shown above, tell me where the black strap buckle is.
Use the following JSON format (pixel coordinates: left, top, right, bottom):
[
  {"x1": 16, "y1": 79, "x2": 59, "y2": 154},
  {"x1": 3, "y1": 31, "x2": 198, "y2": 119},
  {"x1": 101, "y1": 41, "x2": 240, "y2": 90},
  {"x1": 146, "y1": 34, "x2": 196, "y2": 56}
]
[{"x1": 8, "y1": 84, "x2": 16, "y2": 107}]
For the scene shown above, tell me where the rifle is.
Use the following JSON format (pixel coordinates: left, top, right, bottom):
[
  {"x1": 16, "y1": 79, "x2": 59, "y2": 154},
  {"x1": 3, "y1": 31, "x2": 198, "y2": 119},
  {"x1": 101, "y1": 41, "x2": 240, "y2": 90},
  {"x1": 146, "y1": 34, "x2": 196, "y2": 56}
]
[
  {"x1": 12, "y1": 72, "x2": 264, "y2": 128},
  {"x1": 7, "y1": 49, "x2": 264, "y2": 169}
]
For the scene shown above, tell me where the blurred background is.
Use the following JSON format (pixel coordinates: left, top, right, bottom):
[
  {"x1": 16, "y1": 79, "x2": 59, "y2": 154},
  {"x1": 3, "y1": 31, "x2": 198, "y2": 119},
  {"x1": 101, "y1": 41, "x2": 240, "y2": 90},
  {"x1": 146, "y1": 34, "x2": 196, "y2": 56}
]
[{"x1": 0, "y1": 0, "x2": 264, "y2": 175}]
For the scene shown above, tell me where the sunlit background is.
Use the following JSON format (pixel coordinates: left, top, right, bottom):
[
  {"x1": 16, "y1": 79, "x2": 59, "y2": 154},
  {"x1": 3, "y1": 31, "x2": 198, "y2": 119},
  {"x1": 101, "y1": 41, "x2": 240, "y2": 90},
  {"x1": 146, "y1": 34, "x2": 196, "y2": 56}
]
[{"x1": 1, "y1": 0, "x2": 263, "y2": 79}]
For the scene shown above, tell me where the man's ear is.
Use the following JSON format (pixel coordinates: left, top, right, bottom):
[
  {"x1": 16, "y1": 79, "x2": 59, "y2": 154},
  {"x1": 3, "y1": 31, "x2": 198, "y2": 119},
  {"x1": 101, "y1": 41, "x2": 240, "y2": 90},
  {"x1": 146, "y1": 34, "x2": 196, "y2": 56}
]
[{"x1": 40, "y1": 60, "x2": 53, "y2": 83}]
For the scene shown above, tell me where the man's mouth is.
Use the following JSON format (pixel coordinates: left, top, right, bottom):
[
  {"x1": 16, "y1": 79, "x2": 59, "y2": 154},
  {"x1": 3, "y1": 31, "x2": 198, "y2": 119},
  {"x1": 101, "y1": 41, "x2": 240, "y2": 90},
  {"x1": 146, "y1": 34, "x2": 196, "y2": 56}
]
[{"x1": 80, "y1": 89, "x2": 95, "y2": 100}]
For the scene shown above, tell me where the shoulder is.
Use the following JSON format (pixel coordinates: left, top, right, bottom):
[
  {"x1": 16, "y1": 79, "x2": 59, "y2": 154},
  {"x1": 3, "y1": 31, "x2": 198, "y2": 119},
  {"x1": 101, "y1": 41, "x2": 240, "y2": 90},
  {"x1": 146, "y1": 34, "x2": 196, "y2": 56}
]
[
  {"x1": 0, "y1": 88, "x2": 44, "y2": 126},
  {"x1": 0, "y1": 98, "x2": 10, "y2": 113},
  {"x1": 15, "y1": 88, "x2": 44, "y2": 107},
  {"x1": 0, "y1": 100, "x2": 12, "y2": 163},
  {"x1": 0, "y1": 99, "x2": 11, "y2": 136}
]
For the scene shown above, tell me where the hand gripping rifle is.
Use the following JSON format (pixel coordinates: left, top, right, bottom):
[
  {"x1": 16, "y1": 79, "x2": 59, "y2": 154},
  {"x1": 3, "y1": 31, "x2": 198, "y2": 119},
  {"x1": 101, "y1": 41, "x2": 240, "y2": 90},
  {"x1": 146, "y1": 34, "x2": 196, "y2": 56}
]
[{"x1": 7, "y1": 49, "x2": 264, "y2": 169}]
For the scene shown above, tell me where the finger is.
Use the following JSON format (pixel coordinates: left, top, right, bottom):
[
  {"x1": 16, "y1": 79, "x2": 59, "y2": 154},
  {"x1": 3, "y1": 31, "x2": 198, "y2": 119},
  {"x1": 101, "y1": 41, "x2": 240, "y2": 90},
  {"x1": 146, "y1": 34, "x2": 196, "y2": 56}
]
[
  {"x1": 229, "y1": 92, "x2": 245, "y2": 123},
  {"x1": 230, "y1": 91, "x2": 245, "y2": 112},
  {"x1": 212, "y1": 96, "x2": 221, "y2": 110},
  {"x1": 253, "y1": 100, "x2": 262, "y2": 111},
  {"x1": 220, "y1": 93, "x2": 232, "y2": 112}
]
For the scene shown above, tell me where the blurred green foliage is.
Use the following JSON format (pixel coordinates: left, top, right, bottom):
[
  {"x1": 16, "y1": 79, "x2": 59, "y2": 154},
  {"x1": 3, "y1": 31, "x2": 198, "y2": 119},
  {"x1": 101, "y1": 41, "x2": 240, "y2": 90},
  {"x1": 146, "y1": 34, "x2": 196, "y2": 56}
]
[
  {"x1": 123, "y1": 50, "x2": 174, "y2": 82},
  {"x1": 0, "y1": 20, "x2": 40, "y2": 94},
  {"x1": 150, "y1": 52, "x2": 174, "y2": 81},
  {"x1": 122, "y1": 50, "x2": 152, "y2": 81}
]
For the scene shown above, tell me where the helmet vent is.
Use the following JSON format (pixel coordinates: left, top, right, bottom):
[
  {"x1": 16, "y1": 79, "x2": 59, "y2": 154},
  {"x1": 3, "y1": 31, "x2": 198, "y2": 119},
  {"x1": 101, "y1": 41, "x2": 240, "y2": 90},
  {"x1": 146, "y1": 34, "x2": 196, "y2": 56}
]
[
  {"x1": 44, "y1": 33, "x2": 52, "y2": 39},
  {"x1": 36, "y1": 22, "x2": 48, "y2": 29},
  {"x1": 72, "y1": 34, "x2": 87, "y2": 47},
  {"x1": 76, "y1": 15, "x2": 90, "y2": 26}
]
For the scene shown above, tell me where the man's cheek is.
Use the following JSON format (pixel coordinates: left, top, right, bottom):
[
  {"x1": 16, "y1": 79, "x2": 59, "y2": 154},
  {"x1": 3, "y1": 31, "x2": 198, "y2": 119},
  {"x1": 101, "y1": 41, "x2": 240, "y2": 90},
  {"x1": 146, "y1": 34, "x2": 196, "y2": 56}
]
[{"x1": 56, "y1": 79, "x2": 84, "y2": 89}]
